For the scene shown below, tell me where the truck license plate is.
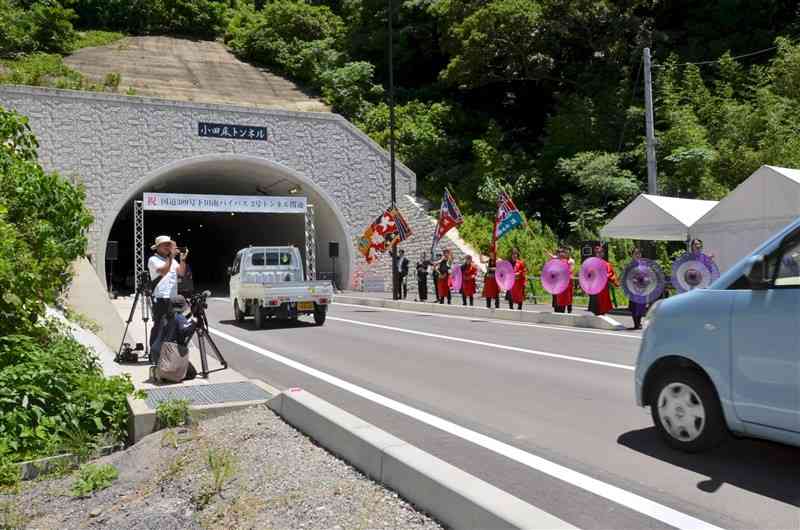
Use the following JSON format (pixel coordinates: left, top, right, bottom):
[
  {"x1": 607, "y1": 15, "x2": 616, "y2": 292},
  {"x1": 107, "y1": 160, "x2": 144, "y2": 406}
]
[{"x1": 297, "y1": 302, "x2": 314, "y2": 311}]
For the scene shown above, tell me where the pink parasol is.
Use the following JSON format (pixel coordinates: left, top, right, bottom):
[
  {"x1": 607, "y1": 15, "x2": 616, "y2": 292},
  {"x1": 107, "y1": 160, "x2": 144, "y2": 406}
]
[
  {"x1": 579, "y1": 257, "x2": 609, "y2": 295},
  {"x1": 495, "y1": 260, "x2": 516, "y2": 291},
  {"x1": 541, "y1": 259, "x2": 572, "y2": 295},
  {"x1": 450, "y1": 264, "x2": 463, "y2": 292}
]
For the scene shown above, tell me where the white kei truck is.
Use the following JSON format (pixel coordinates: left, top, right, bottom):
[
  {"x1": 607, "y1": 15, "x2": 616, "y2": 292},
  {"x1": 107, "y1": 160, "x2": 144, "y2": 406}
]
[{"x1": 229, "y1": 246, "x2": 333, "y2": 327}]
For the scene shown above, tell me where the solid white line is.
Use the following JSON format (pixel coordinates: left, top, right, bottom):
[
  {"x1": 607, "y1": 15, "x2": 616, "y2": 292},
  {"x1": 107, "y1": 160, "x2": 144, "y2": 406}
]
[
  {"x1": 333, "y1": 301, "x2": 642, "y2": 340},
  {"x1": 207, "y1": 326, "x2": 724, "y2": 530},
  {"x1": 328, "y1": 316, "x2": 635, "y2": 371}
]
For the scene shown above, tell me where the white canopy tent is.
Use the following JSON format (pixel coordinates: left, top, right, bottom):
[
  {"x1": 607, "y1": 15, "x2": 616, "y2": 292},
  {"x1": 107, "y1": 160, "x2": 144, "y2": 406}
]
[
  {"x1": 600, "y1": 194, "x2": 718, "y2": 241},
  {"x1": 691, "y1": 165, "x2": 800, "y2": 272}
]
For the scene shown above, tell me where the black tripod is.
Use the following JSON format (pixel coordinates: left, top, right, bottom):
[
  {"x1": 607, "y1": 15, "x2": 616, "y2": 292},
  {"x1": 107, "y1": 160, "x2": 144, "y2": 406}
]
[
  {"x1": 116, "y1": 273, "x2": 151, "y2": 364},
  {"x1": 187, "y1": 291, "x2": 228, "y2": 378}
]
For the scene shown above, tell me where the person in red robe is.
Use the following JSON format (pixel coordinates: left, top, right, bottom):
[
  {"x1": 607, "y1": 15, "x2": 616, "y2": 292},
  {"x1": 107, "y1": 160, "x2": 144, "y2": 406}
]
[
  {"x1": 434, "y1": 249, "x2": 452, "y2": 304},
  {"x1": 482, "y1": 255, "x2": 500, "y2": 308},
  {"x1": 460, "y1": 255, "x2": 478, "y2": 306},
  {"x1": 549, "y1": 247, "x2": 574, "y2": 313},
  {"x1": 508, "y1": 248, "x2": 527, "y2": 310},
  {"x1": 588, "y1": 245, "x2": 618, "y2": 316}
]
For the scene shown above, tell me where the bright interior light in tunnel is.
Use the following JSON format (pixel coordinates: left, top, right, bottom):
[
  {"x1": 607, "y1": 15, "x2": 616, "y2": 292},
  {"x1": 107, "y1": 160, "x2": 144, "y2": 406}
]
[{"x1": 289, "y1": 185, "x2": 301, "y2": 194}]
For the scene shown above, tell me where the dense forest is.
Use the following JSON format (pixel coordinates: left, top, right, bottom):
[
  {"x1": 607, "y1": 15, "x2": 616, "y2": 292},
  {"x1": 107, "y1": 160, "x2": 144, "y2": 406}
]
[{"x1": 1, "y1": 0, "x2": 799, "y2": 250}]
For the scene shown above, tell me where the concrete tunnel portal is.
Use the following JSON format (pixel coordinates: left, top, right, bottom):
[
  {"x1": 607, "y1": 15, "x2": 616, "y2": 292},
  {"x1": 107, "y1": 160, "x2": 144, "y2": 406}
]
[{"x1": 103, "y1": 156, "x2": 353, "y2": 296}]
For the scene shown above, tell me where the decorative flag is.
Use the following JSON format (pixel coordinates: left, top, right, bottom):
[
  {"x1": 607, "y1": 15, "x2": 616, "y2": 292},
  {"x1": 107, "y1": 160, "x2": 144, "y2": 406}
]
[
  {"x1": 358, "y1": 206, "x2": 413, "y2": 263},
  {"x1": 491, "y1": 191, "x2": 525, "y2": 256},
  {"x1": 431, "y1": 188, "x2": 464, "y2": 255}
]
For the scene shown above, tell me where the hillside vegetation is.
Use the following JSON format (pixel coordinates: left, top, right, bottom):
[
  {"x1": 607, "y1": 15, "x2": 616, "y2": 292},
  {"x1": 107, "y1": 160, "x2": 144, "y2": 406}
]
[{"x1": 1, "y1": 0, "x2": 799, "y2": 260}]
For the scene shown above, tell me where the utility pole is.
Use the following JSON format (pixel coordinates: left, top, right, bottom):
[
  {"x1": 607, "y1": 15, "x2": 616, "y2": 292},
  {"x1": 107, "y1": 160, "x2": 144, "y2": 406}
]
[
  {"x1": 388, "y1": 0, "x2": 399, "y2": 300},
  {"x1": 643, "y1": 47, "x2": 658, "y2": 195}
]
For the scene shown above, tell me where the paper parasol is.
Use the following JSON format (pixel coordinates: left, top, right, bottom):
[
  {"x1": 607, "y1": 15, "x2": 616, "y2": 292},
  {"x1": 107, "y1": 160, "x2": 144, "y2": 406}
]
[
  {"x1": 671, "y1": 252, "x2": 719, "y2": 293},
  {"x1": 450, "y1": 264, "x2": 463, "y2": 292},
  {"x1": 495, "y1": 260, "x2": 516, "y2": 291},
  {"x1": 579, "y1": 257, "x2": 609, "y2": 295},
  {"x1": 541, "y1": 259, "x2": 572, "y2": 295},
  {"x1": 622, "y1": 259, "x2": 665, "y2": 304}
]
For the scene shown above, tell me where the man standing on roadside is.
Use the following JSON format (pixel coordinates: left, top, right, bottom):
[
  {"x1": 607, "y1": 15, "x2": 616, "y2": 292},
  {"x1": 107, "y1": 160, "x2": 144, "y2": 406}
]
[
  {"x1": 148, "y1": 235, "x2": 187, "y2": 354},
  {"x1": 394, "y1": 249, "x2": 410, "y2": 299}
]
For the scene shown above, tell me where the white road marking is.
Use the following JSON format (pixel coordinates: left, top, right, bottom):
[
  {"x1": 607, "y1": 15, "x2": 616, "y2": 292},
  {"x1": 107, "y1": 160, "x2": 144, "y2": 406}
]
[
  {"x1": 333, "y1": 301, "x2": 642, "y2": 339},
  {"x1": 207, "y1": 326, "x2": 724, "y2": 530},
  {"x1": 328, "y1": 316, "x2": 635, "y2": 371}
]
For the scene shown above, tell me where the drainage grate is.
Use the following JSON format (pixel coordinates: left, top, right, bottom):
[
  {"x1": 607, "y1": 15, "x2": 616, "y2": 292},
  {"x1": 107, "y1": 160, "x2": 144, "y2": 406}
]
[{"x1": 144, "y1": 382, "x2": 272, "y2": 409}]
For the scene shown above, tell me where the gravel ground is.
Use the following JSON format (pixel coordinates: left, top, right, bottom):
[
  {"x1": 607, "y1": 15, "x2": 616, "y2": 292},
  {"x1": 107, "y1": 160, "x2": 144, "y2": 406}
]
[{"x1": 2, "y1": 406, "x2": 442, "y2": 530}]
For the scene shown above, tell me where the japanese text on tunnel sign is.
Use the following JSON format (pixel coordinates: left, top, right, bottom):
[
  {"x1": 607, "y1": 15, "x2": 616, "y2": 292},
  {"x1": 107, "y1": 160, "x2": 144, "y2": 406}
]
[
  {"x1": 198, "y1": 122, "x2": 268, "y2": 141},
  {"x1": 143, "y1": 192, "x2": 307, "y2": 213}
]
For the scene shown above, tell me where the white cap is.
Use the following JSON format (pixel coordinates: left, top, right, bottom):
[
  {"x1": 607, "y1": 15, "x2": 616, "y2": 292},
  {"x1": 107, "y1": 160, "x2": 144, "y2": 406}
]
[{"x1": 150, "y1": 235, "x2": 175, "y2": 250}]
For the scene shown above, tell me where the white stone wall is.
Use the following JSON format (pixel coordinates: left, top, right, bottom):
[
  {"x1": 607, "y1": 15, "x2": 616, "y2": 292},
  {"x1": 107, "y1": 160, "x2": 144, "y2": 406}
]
[{"x1": 0, "y1": 86, "x2": 423, "y2": 290}]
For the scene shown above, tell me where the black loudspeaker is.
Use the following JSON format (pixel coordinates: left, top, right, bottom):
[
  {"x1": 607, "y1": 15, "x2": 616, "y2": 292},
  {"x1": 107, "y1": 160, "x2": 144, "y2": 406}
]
[
  {"x1": 329, "y1": 241, "x2": 339, "y2": 258},
  {"x1": 106, "y1": 240, "x2": 119, "y2": 261},
  {"x1": 580, "y1": 240, "x2": 608, "y2": 262}
]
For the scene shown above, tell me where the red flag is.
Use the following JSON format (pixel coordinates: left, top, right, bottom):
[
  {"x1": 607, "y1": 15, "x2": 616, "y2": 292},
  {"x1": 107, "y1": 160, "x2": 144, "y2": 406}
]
[{"x1": 431, "y1": 188, "x2": 464, "y2": 255}]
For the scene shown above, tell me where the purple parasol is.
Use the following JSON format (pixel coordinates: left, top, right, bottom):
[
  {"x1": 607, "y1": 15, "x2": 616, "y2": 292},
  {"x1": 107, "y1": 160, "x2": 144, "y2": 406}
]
[
  {"x1": 671, "y1": 252, "x2": 719, "y2": 293},
  {"x1": 541, "y1": 259, "x2": 572, "y2": 295},
  {"x1": 450, "y1": 264, "x2": 463, "y2": 292},
  {"x1": 579, "y1": 257, "x2": 609, "y2": 295},
  {"x1": 495, "y1": 260, "x2": 516, "y2": 291},
  {"x1": 622, "y1": 259, "x2": 665, "y2": 304}
]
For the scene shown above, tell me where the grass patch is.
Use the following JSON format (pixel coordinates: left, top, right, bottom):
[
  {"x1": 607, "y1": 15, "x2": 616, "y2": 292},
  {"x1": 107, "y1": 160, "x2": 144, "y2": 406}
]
[
  {"x1": 156, "y1": 399, "x2": 191, "y2": 429},
  {"x1": 70, "y1": 463, "x2": 118, "y2": 497},
  {"x1": 0, "y1": 53, "x2": 88, "y2": 89},
  {"x1": 70, "y1": 31, "x2": 125, "y2": 51}
]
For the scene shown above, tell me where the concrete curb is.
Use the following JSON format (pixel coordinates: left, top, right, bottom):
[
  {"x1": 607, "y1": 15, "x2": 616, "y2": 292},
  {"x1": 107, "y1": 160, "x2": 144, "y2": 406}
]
[
  {"x1": 268, "y1": 388, "x2": 577, "y2": 530},
  {"x1": 335, "y1": 295, "x2": 626, "y2": 331}
]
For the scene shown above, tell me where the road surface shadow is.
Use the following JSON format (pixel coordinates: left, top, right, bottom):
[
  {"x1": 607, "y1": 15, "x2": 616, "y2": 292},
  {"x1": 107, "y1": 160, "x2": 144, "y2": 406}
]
[
  {"x1": 618, "y1": 427, "x2": 800, "y2": 506},
  {"x1": 217, "y1": 319, "x2": 317, "y2": 332}
]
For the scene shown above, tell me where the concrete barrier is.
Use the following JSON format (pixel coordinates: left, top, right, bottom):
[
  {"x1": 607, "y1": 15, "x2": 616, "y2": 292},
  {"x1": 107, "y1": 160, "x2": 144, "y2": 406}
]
[
  {"x1": 335, "y1": 295, "x2": 625, "y2": 331},
  {"x1": 269, "y1": 388, "x2": 576, "y2": 530}
]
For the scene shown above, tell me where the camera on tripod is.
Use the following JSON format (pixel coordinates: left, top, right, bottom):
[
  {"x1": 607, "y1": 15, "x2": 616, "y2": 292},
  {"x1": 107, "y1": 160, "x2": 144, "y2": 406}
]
[{"x1": 187, "y1": 290, "x2": 211, "y2": 318}]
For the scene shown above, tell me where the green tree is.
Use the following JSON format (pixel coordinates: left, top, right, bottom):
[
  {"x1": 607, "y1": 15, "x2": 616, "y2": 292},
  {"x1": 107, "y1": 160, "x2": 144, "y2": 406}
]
[{"x1": 558, "y1": 151, "x2": 640, "y2": 241}]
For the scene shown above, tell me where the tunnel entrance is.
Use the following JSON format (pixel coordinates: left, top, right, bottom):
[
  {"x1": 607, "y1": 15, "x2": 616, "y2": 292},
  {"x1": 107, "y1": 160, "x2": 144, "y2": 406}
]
[
  {"x1": 101, "y1": 155, "x2": 353, "y2": 296},
  {"x1": 107, "y1": 207, "x2": 308, "y2": 296}
]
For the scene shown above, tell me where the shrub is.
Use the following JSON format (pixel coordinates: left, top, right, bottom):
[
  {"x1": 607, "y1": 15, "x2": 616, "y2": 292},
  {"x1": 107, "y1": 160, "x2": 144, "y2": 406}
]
[
  {"x1": 0, "y1": 107, "x2": 134, "y2": 464},
  {"x1": 227, "y1": 1, "x2": 345, "y2": 82},
  {"x1": 319, "y1": 60, "x2": 383, "y2": 118},
  {"x1": 0, "y1": 0, "x2": 77, "y2": 56},
  {"x1": 70, "y1": 463, "x2": 118, "y2": 497},
  {"x1": 71, "y1": 0, "x2": 230, "y2": 38},
  {"x1": 0, "y1": 333, "x2": 135, "y2": 461}
]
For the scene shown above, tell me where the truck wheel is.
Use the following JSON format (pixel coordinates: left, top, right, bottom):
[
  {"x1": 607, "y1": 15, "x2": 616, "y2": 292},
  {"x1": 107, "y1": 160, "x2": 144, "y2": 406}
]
[
  {"x1": 313, "y1": 305, "x2": 327, "y2": 326},
  {"x1": 234, "y1": 300, "x2": 245, "y2": 322},
  {"x1": 253, "y1": 304, "x2": 264, "y2": 329},
  {"x1": 650, "y1": 369, "x2": 727, "y2": 452}
]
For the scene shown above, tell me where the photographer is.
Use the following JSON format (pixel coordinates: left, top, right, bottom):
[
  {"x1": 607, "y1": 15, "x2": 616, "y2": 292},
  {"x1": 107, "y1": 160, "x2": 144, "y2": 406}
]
[{"x1": 147, "y1": 235, "x2": 188, "y2": 353}]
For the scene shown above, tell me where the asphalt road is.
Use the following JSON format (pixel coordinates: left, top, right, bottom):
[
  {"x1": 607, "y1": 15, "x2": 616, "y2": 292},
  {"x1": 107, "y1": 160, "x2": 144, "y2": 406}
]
[{"x1": 202, "y1": 299, "x2": 800, "y2": 530}]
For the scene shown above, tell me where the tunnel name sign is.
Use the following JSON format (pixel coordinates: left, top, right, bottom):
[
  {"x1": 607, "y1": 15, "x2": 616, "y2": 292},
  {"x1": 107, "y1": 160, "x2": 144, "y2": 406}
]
[
  {"x1": 143, "y1": 192, "x2": 307, "y2": 213},
  {"x1": 198, "y1": 122, "x2": 267, "y2": 141}
]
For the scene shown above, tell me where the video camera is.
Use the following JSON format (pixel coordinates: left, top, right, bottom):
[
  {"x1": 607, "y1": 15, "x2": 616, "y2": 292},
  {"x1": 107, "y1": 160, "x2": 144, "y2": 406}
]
[{"x1": 188, "y1": 290, "x2": 212, "y2": 318}]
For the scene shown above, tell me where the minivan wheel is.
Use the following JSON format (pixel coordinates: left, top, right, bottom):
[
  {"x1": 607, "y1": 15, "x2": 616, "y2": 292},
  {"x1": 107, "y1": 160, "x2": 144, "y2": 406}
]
[
  {"x1": 234, "y1": 300, "x2": 245, "y2": 322},
  {"x1": 650, "y1": 369, "x2": 727, "y2": 452}
]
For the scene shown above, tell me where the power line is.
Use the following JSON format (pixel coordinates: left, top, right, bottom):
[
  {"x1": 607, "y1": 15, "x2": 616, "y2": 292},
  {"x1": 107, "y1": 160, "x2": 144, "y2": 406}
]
[{"x1": 653, "y1": 45, "x2": 778, "y2": 68}]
